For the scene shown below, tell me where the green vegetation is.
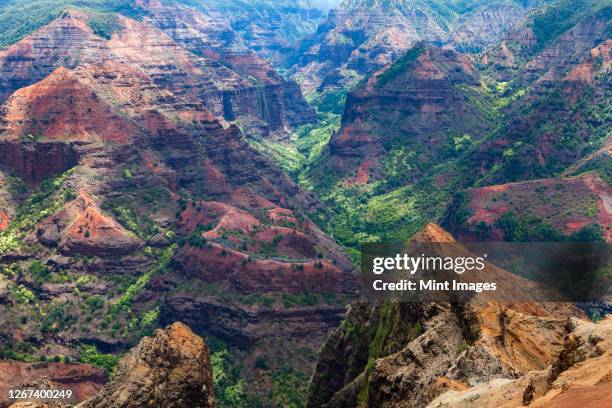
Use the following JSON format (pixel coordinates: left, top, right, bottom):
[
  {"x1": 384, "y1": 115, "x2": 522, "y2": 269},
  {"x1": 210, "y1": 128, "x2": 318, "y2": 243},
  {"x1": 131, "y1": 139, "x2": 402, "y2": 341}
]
[
  {"x1": 211, "y1": 348, "x2": 248, "y2": 408},
  {"x1": 0, "y1": 169, "x2": 75, "y2": 255},
  {"x1": 527, "y1": 0, "x2": 612, "y2": 53},
  {"x1": 281, "y1": 291, "x2": 320, "y2": 308},
  {"x1": 0, "y1": 341, "x2": 59, "y2": 362},
  {"x1": 27, "y1": 260, "x2": 51, "y2": 284},
  {"x1": 494, "y1": 212, "x2": 605, "y2": 243},
  {"x1": 375, "y1": 42, "x2": 425, "y2": 87},
  {"x1": 112, "y1": 244, "x2": 177, "y2": 313},
  {"x1": 268, "y1": 367, "x2": 310, "y2": 408},
  {"x1": 0, "y1": 0, "x2": 148, "y2": 48},
  {"x1": 87, "y1": 10, "x2": 122, "y2": 39},
  {"x1": 103, "y1": 194, "x2": 163, "y2": 240},
  {"x1": 382, "y1": 147, "x2": 416, "y2": 188},
  {"x1": 9, "y1": 283, "x2": 36, "y2": 304},
  {"x1": 247, "y1": 137, "x2": 304, "y2": 177},
  {"x1": 572, "y1": 154, "x2": 612, "y2": 184},
  {"x1": 40, "y1": 301, "x2": 77, "y2": 334},
  {"x1": 79, "y1": 345, "x2": 120, "y2": 375}
]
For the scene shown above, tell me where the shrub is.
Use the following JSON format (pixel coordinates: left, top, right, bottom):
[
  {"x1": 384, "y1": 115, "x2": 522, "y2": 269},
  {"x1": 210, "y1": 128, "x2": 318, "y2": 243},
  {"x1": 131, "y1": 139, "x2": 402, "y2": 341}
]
[
  {"x1": 88, "y1": 13, "x2": 123, "y2": 40},
  {"x1": 79, "y1": 345, "x2": 119, "y2": 374}
]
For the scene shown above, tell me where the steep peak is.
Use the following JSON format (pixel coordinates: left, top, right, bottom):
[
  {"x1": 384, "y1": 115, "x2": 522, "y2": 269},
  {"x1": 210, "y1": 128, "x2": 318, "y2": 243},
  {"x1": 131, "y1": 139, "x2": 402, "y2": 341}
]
[
  {"x1": 1, "y1": 67, "x2": 138, "y2": 144},
  {"x1": 411, "y1": 223, "x2": 456, "y2": 243},
  {"x1": 371, "y1": 43, "x2": 477, "y2": 89},
  {"x1": 47, "y1": 8, "x2": 94, "y2": 34},
  {"x1": 77, "y1": 322, "x2": 216, "y2": 408}
]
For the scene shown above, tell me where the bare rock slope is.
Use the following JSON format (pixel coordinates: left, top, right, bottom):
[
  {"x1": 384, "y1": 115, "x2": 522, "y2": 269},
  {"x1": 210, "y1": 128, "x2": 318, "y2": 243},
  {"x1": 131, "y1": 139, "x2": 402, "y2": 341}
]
[{"x1": 78, "y1": 322, "x2": 216, "y2": 408}]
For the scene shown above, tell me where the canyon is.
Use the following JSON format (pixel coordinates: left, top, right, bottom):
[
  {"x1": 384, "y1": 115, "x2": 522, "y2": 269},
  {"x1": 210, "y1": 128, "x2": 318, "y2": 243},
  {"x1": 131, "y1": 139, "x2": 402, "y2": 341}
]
[{"x1": 0, "y1": 0, "x2": 609, "y2": 407}]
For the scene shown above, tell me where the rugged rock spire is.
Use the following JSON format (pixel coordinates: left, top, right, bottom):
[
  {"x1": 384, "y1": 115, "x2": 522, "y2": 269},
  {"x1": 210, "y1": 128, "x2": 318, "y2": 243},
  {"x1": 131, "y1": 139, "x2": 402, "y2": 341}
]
[{"x1": 77, "y1": 322, "x2": 216, "y2": 408}]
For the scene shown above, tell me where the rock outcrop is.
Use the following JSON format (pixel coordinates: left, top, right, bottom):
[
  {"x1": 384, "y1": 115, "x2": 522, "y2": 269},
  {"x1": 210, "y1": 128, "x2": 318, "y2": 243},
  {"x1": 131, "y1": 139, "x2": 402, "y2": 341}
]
[
  {"x1": 77, "y1": 322, "x2": 216, "y2": 408},
  {"x1": 306, "y1": 225, "x2": 593, "y2": 408},
  {"x1": 426, "y1": 315, "x2": 612, "y2": 408}
]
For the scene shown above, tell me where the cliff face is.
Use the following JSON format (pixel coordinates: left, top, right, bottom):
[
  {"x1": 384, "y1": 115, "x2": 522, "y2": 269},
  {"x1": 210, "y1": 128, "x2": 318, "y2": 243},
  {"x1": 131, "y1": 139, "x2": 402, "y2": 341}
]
[
  {"x1": 0, "y1": 7, "x2": 314, "y2": 138},
  {"x1": 170, "y1": 0, "x2": 328, "y2": 64},
  {"x1": 450, "y1": 2, "x2": 530, "y2": 52},
  {"x1": 0, "y1": 142, "x2": 79, "y2": 187},
  {"x1": 78, "y1": 322, "x2": 216, "y2": 408},
  {"x1": 0, "y1": 9, "x2": 353, "y2": 405},
  {"x1": 289, "y1": 0, "x2": 540, "y2": 95},
  {"x1": 306, "y1": 225, "x2": 605, "y2": 408},
  {"x1": 318, "y1": 45, "x2": 491, "y2": 184},
  {"x1": 137, "y1": 0, "x2": 316, "y2": 131},
  {"x1": 426, "y1": 315, "x2": 612, "y2": 408}
]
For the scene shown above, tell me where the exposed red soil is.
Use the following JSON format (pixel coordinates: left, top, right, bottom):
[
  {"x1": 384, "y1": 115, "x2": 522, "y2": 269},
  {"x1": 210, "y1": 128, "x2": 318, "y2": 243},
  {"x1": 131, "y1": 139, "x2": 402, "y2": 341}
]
[
  {"x1": 267, "y1": 207, "x2": 298, "y2": 225},
  {"x1": 202, "y1": 160, "x2": 231, "y2": 193},
  {"x1": 2, "y1": 67, "x2": 137, "y2": 144},
  {"x1": 0, "y1": 361, "x2": 106, "y2": 408},
  {"x1": 565, "y1": 40, "x2": 612, "y2": 84},
  {"x1": 176, "y1": 194, "x2": 346, "y2": 291},
  {"x1": 181, "y1": 242, "x2": 344, "y2": 294},
  {"x1": 465, "y1": 174, "x2": 612, "y2": 240},
  {"x1": 346, "y1": 159, "x2": 373, "y2": 186},
  {"x1": 229, "y1": 188, "x2": 276, "y2": 209},
  {"x1": 0, "y1": 210, "x2": 9, "y2": 231},
  {"x1": 179, "y1": 201, "x2": 260, "y2": 236},
  {"x1": 179, "y1": 199, "x2": 318, "y2": 259},
  {"x1": 255, "y1": 226, "x2": 317, "y2": 259},
  {"x1": 336, "y1": 123, "x2": 372, "y2": 145},
  {"x1": 37, "y1": 192, "x2": 141, "y2": 257}
]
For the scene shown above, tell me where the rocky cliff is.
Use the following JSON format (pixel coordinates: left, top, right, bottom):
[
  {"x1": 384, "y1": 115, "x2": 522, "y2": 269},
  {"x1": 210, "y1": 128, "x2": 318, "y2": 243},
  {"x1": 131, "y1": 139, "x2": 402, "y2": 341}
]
[
  {"x1": 306, "y1": 225, "x2": 605, "y2": 408},
  {"x1": 175, "y1": 0, "x2": 329, "y2": 64},
  {"x1": 0, "y1": 7, "x2": 314, "y2": 138},
  {"x1": 136, "y1": 0, "x2": 317, "y2": 132},
  {"x1": 78, "y1": 322, "x2": 216, "y2": 408},
  {"x1": 0, "y1": 10, "x2": 354, "y2": 406},
  {"x1": 289, "y1": 0, "x2": 542, "y2": 95},
  {"x1": 313, "y1": 44, "x2": 491, "y2": 186}
]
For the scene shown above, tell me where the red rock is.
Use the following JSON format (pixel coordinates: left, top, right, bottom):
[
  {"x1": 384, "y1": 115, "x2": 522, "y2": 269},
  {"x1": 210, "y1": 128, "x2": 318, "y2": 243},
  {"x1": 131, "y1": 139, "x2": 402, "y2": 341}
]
[
  {"x1": 448, "y1": 174, "x2": 612, "y2": 241},
  {"x1": 37, "y1": 192, "x2": 142, "y2": 257},
  {"x1": 0, "y1": 361, "x2": 106, "y2": 408}
]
